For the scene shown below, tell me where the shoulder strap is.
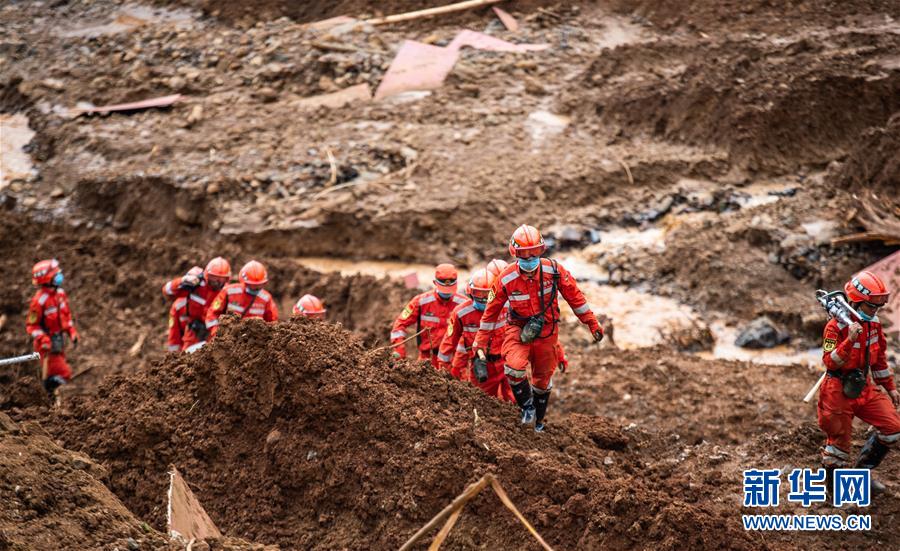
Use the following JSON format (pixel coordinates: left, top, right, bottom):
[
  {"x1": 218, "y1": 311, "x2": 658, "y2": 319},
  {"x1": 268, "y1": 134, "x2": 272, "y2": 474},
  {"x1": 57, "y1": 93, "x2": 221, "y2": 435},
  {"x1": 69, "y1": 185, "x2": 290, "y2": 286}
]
[{"x1": 864, "y1": 321, "x2": 871, "y2": 379}]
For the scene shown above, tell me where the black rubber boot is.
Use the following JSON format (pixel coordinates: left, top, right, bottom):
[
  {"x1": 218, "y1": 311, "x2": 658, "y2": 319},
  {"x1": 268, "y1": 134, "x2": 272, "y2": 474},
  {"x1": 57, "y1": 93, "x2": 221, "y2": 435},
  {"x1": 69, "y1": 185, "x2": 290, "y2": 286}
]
[
  {"x1": 509, "y1": 379, "x2": 535, "y2": 425},
  {"x1": 533, "y1": 387, "x2": 551, "y2": 432},
  {"x1": 42, "y1": 375, "x2": 65, "y2": 399},
  {"x1": 855, "y1": 433, "x2": 890, "y2": 469}
]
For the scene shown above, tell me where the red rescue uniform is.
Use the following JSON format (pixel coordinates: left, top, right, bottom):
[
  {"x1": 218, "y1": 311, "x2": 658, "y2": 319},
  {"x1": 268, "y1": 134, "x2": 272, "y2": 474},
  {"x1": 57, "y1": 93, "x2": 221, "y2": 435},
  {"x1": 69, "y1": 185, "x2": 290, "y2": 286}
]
[
  {"x1": 204, "y1": 284, "x2": 279, "y2": 338},
  {"x1": 26, "y1": 287, "x2": 78, "y2": 381},
  {"x1": 391, "y1": 290, "x2": 467, "y2": 368},
  {"x1": 817, "y1": 317, "x2": 900, "y2": 465},
  {"x1": 439, "y1": 299, "x2": 514, "y2": 401},
  {"x1": 165, "y1": 282, "x2": 217, "y2": 351},
  {"x1": 474, "y1": 258, "x2": 600, "y2": 390}
]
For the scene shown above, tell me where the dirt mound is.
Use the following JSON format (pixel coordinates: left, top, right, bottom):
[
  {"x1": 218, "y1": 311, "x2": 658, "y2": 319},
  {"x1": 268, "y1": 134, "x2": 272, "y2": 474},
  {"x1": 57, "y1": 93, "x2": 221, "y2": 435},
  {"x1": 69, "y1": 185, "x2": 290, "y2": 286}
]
[
  {"x1": 582, "y1": 29, "x2": 900, "y2": 171},
  {"x1": 40, "y1": 318, "x2": 760, "y2": 550},
  {"x1": 833, "y1": 112, "x2": 900, "y2": 194}
]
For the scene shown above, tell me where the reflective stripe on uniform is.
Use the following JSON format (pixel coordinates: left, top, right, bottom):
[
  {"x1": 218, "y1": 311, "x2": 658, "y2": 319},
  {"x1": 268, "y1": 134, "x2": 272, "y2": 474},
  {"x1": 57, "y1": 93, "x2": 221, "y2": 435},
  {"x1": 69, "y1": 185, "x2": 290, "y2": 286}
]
[
  {"x1": 38, "y1": 293, "x2": 49, "y2": 305},
  {"x1": 167, "y1": 344, "x2": 180, "y2": 351},
  {"x1": 421, "y1": 314, "x2": 441, "y2": 323},
  {"x1": 572, "y1": 303, "x2": 590, "y2": 315},
  {"x1": 824, "y1": 445, "x2": 849, "y2": 460},
  {"x1": 31, "y1": 329, "x2": 45, "y2": 338},
  {"x1": 504, "y1": 364, "x2": 526, "y2": 377},
  {"x1": 248, "y1": 308, "x2": 265, "y2": 315},
  {"x1": 872, "y1": 368, "x2": 892, "y2": 379},
  {"x1": 227, "y1": 286, "x2": 243, "y2": 295},
  {"x1": 190, "y1": 294, "x2": 206, "y2": 305},
  {"x1": 174, "y1": 298, "x2": 188, "y2": 309},
  {"x1": 868, "y1": 334, "x2": 879, "y2": 345},
  {"x1": 258, "y1": 291, "x2": 272, "y2": 303},
  {"x1": 179, "y1": 316, "x2": 189, "y2": 323},
  {"x1": 453, "y1": 295, "x2": 466, "y2": 304},
  {"x1": 44, "y1": 306, "x2": 58, "y2": 314},
  {"x1": 457, "y1": 305, "x2": 477, "y2": 317},
  {"x1": 836, "y1": 321, "x2": 847, "y2": 330},
  {"x1": 508, "y1": 294, "x2": 530, "y2": 301},
  {"x1": 853, "y1": 343, "x2": 861, "y2": 349},
  {"x1": 480, "y1": 320, "x2": 504, "y2": 331},
  {"x1": 165, "y1": 282, "x2": 174, "y2": 295},
  {"x1": 501, "y1": 271, "x2": 520, "y2": 285},
  {"x1": 227, "y1": 303, "x2": 245, "y2": 313},
  {"x1": 830, "y1": 350, "x2": 846, "y2": 366},
  {"x1": 463, "y1": 326, "x2": 478, "y2": 333},
  {"x1": 206, "y1": 319, "x2": 219, "y2": 328},
  {"x1": 391, "y1": 331, "x2": 406, "y2": 340},
  {"x1": 877, "y1": 432, "x2": 900, "y2": 444},
  {"x1": 437, "y1": 352, "x2": 451, "y2": 362},
  {"x1": 419, "y1": 295, "x2": 436, "y2": 305},
  {"x1": 541, "y1": 260, "x2": 557, "y2": 274},
  {"x1": 456, "y1": 344, "x2": 468, "y2": 353}
]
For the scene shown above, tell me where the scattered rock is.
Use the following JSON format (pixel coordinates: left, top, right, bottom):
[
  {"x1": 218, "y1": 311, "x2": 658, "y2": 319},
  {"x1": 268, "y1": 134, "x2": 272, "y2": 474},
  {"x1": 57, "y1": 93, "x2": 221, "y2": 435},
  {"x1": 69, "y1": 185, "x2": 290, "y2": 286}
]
[{"x1": 734, "y1": 317, "x2": 790, "y2": 349}]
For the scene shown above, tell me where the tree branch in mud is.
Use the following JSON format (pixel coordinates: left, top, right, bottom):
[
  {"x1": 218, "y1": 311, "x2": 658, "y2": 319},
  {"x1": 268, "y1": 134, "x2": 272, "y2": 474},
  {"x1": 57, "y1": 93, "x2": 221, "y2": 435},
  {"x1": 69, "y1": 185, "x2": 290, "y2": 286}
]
[
  {"x1": 831, "y1": 194, "x2": 900, "y2": 246},
  {"x1": 366, "y1": 0, "x2": 505, "y2": 26}
]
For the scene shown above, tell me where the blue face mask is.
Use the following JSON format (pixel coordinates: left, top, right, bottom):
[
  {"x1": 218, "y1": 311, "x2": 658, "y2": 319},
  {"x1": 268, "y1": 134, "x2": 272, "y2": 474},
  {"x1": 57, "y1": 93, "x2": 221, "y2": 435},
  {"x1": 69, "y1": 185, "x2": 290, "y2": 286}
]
[
  {"x1": 517, "y1": 257, "x2": 540, "y2": 272},
  {"x1": 246, "y1": 287, "x2": 261, "y2": 296},
  {"x1": 437, "y1": 292, "x2": 453, "y2": 301},
  {"x1": 473, "y1": 300, "x2": 486, "y2": 312},
  {"x1": 858, "y1": 308, "x2": 875, "y2": 322},
  {"x1": 52, "y1": 272, "x2": 64, "y2": 287}
]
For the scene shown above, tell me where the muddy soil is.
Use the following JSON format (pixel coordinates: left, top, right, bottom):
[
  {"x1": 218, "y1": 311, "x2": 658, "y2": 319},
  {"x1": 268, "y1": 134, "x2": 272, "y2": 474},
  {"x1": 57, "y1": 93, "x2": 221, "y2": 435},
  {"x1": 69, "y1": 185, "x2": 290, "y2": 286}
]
[{"x1": 2, "y1": 0, "x2": 900, "y2": 548}]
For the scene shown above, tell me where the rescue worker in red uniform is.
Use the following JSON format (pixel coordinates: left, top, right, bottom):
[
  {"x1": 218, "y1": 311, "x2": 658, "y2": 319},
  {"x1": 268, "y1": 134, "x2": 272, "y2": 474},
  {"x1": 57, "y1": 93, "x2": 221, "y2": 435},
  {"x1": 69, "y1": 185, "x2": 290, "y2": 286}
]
[
  {"x1": 439, "y1": 268, "x2": 514, "y2": 401},
  {"x1": 486, "y1": 258, "x2": 570, "y2": 375},
  {"x1": 292, "y1": 294, "x2": 326, "y2": 319},
  {"x1": 26, "y1": 259, "x2": 80, "y2": 398},
  {"x1": 818, "y1": 270, "x2": 900, "y2": 485},
  {"x1": 205, "y1": 260, "x2": 278, "y2": 338},
  {"x1": 474, "y1": 225, "x2": 603, "y2": 432},
  {"x1": 163, "y1": 258, "x2": 232, "y2": 352},
  {"x1": 390, "y1": 263, "x2": 467, "y2": 368}
]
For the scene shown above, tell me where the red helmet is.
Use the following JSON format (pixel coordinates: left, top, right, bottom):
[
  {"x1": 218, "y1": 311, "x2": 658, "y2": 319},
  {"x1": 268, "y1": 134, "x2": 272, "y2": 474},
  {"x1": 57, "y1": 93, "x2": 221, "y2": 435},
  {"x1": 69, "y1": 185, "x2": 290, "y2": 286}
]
[
  {"x1": 239, "y1": 260, "x2": 268, "y2": 286},
  {"x1": 434, "y1": 263, "x2": 458, "y2": 294},
  {"x1": 508, "y1": 224, "x2": 546, "y2": 258},
  {"x1": 468, "y1": 268, "x2": 492, "y2": 301},
  {"x1": 205, "y1": 257, "x2": 231, "y2": 280},
  {"x1": 32, "y1": 259, "x2": 60, "y2": 286},
  {"x1": 485, "y1": 259, "x2": 508, "y2": 282},
  {"x1": 845, "y1": 270, "x2": 890, "y2": 306},
  {"x1": 292, "y1": 294, "x2": 326, "y2": 318}
]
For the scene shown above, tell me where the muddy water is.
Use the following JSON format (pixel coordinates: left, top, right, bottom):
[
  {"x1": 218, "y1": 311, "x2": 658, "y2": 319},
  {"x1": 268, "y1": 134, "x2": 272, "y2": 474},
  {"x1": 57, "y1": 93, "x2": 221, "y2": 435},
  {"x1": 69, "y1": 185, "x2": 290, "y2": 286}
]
[{"x1": 0, "y1": 114, "x2": 37, "y2": 188}]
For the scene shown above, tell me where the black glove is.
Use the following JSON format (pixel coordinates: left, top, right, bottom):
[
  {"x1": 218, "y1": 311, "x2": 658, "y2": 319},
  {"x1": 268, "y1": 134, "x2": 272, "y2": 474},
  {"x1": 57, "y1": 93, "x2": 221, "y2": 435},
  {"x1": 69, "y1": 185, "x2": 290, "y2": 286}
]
[
  {"x1": 592, "y1": 329, "x2": 603, "y2": 343},
  {"x1": 473, "y1": 357, "x2": 489, "y2": 383},
  {"x1": 179, "y1": 274, "x2": 201, "y2": 290}
]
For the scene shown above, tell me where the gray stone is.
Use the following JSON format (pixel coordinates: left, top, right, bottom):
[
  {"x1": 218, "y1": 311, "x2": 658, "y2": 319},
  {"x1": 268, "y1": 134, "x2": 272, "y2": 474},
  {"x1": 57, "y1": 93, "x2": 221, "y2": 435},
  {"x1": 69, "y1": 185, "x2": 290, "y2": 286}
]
[{"x1": 735, "y1": 317, "x2": 790, "y2": 349}]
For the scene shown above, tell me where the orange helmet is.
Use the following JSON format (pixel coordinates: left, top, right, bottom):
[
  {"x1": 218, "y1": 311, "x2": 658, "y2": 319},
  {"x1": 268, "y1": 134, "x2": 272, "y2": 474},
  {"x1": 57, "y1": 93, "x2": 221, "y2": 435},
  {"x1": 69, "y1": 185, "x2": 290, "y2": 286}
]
[
  {"x1": 508, "y1": 224, "x2": 546, "y2": 258},
  {"x1": 292, "y1": 294, "x2": 326, "y2": 318},
  {"x1": 205, "y1": 257, "x2": 231, "y2": 280},
  {"x1": 433, "y1": 263, "x2": 458, "y2": 294},
  {"x1": 239, "y1": 260, "x2": 268, "y2": 286},
  {"x1": 468, "y1": 268, "x2": 492, "y2": 301},
  {"x1": 485, "y1": 259, "x2": 508, "y2": 282},
  {"x1": 845, "y1": 270, "x2": 890, "y2": 306},
  {"x1": 32, "y1": 259, "x2": 61, "y2": 286}
]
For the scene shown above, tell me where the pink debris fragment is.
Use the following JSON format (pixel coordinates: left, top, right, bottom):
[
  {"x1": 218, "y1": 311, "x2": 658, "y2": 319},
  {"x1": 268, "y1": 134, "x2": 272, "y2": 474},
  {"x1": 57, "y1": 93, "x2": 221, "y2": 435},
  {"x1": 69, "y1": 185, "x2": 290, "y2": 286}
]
[
  {"x1": 374, "y1": 40, "x2": 460, "y2": 100},
  {"x1": 403, "y1": 272, "x2": 420, "y2": 289},
  {"x1": 295, "y1": 83, "x2": 372, "y2": 109},
  {"x1": 862, "y1": 250, "x2": 900, "y2": 339},
  {"x1": 77, "y1": 94, "x2": 184, "y2": 115},
  {"x1": 448, "y1": 30, "x2": 548, "y2": 52},
  {"x1": 492, "y1": 7, "x2": 519, "y2": 32}
]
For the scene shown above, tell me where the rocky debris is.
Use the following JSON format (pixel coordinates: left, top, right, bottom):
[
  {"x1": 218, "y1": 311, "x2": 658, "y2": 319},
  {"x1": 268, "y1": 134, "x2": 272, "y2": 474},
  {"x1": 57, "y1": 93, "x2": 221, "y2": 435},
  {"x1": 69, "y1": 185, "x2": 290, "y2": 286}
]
[{"x1": 734, "y1": 316, "x2": 790, "y2": 349}]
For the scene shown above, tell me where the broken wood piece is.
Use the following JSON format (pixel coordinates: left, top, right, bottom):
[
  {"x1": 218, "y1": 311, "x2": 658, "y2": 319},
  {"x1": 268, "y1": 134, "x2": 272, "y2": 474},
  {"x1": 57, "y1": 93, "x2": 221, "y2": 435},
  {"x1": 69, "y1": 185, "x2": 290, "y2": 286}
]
[
  {"x1": 75, "y1": 94, "x2": 184, "y2": 116},
  {"x1": 429, "y1": 507, "x2": 463, "y2": 551},
  {"x1": 0, "y1": 314, "x2": 6, "y2": 333},
  {"x1": 489, "y1": 477, "x2": 555, "y2": 551},
  {"x1": 70, "y1": 364, "x2": 94, "y2": 380},
  {"x1": 325, "y1": 147, "x2": 338, "y2": 187},
  {"x1": 398, "y1": 475, "x2": 492, "y2": 551},
  {"x1": 366, "y1": 0, "x2": 505, "y2": 25},
  {"x1": 294, "y1": 83, "x2": 372, "y2": 110},
  {"x1": 310, "y1": 40, "x2": 361, "y2": 54},
  {"x1": 493, "y1": 7, "x2": 519, "y2": 31},
  {"x1": 128, "y1": 331, "x2": 147, "y2": 357}
]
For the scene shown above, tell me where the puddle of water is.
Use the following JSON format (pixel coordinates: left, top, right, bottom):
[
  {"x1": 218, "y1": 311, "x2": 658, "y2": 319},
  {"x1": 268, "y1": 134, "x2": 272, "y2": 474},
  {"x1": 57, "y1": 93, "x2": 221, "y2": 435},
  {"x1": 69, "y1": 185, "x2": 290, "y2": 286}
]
[
  {"x1": 525, "y1": 111, "x2": 570, "y2": 145},
  {"x1": 0, "y1": 114, "x2": 37, "y2": 188},
  {"x1": 699, "y1": 321, "x2": 822, "y2": 367},
  {"x1": 293, "y1": 257, "x2": 470, "y2": 289},
  {"x1": 58, "y1": 4, "x2": 195, "y2": 38}
]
